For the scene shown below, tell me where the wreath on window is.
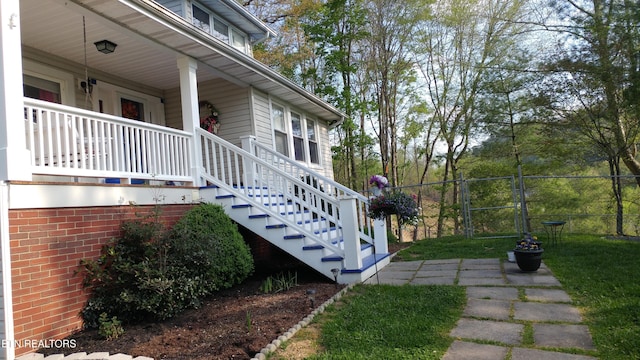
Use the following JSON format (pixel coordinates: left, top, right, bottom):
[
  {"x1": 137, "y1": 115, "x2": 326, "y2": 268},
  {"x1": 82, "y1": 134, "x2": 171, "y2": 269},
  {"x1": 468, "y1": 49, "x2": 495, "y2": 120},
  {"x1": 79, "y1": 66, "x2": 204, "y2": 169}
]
[{"x1": 199, "y1": 101, "x2": 220, "y2": 134}]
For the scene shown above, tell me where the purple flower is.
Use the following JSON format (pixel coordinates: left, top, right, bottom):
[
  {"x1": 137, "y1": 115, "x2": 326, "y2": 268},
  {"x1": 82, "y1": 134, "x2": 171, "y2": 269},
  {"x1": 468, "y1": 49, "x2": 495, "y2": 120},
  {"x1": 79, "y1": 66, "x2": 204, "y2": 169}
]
[{"x1": 369, "y1": 175, "x2": 389, "y2": 190}]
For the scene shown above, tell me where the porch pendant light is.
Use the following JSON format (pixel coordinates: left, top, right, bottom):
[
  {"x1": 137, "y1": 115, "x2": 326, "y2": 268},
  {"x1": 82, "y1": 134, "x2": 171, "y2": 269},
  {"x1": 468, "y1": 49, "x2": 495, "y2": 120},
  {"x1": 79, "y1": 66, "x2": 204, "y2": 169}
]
[{"x1": 94, "y1": 39, "x2": 117, "y2": 54}]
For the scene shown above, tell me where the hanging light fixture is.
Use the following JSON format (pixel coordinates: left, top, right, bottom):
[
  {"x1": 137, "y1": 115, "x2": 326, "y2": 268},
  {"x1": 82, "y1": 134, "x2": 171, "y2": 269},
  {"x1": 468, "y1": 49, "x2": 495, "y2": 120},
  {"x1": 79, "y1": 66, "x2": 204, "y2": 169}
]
[{"x1": 94, "y1": 39, "x2": 117, "y2": 54}]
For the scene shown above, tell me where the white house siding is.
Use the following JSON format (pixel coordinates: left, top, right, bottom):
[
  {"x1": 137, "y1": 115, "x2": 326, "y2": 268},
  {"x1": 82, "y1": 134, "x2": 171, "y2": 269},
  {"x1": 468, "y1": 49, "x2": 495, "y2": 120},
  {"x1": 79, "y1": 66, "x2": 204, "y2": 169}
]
[
  {"x1": 317, "y1": 122, "x2": 335, "y2": 179},
  {"x1": 198, "y1": 79, "x2": 252, "y2": 147},
  {"x1": 250, "y1": 89, "x2": 274, "y2": 148}
]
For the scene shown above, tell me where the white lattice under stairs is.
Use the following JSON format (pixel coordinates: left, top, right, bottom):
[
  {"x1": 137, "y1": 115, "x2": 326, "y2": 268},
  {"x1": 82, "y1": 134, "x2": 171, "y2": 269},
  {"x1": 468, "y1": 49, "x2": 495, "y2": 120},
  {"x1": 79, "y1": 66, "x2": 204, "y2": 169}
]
[{"x1": 200, "y1": 186, "x2": 390, "y2": 284}]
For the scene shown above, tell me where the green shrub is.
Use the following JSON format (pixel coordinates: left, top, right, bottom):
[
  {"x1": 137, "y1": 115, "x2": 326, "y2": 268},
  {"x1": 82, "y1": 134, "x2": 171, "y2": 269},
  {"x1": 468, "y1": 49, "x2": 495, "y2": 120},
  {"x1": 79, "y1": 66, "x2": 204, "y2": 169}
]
[
  {"x1": 98, "y1": 313, "x2": 124, "y2": 340},
  {"x1": 79, "y1": 203, "x2": 254, "y2": 328},
  {"x1": 169, "y1": 203, "x2": 254, "y2": 292}
]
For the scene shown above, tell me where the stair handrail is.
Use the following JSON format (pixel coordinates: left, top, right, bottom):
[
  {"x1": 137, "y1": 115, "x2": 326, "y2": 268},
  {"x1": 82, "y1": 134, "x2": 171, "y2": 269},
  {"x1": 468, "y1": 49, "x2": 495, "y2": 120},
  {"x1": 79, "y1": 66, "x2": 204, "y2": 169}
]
[
  {"x1": 246, "y1": 137, "x2": 375, "y2": 244},
  {"x1": 198, "y1": 129, "x2": 347, "y2": 257}
]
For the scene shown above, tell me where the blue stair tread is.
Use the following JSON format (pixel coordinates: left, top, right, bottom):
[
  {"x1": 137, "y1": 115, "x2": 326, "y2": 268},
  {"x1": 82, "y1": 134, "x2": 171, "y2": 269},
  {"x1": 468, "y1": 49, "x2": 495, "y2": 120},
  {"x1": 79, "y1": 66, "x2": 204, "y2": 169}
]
[
  {"x1": 314, "y1": 226, "x2": 337, "y2": 234},
  {"x1": 341, "y1": 253, "x2": 391, "y2": 274},
  {"x1": 216, "y1": 194, "x2": 236, "y2": 199},
  {"x1": 322, "y1": 255, "x2": 343, "y2": 262},
  {"x1": 248, "y1": 193, "x2": 283, "y2": 198},
  {"x1": 284, "y1": 234, "x2": 305, "y2": 240},
  {"x1": 266, "y1": 224, "x2": 287, "y2": 229},
  {"x1": 232, "y1": 204, "x2": 252, "y2": 209},
  {"x1": 281, "y1": 210, "x2": 310, "y2": 215},
  {"x1": 248, "y1": 214, "x2": 270, "y2": 219},
  {"x1": 303, "y1": 244, "x2": 324, "y2": 250}
]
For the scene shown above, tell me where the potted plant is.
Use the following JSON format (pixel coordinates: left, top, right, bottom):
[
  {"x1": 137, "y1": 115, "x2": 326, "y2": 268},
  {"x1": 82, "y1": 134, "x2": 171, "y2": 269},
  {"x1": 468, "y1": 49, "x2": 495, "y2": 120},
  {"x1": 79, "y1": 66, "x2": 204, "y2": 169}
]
[{"x1": 513, "y1": 234, "x2": 544, "y2": 272}]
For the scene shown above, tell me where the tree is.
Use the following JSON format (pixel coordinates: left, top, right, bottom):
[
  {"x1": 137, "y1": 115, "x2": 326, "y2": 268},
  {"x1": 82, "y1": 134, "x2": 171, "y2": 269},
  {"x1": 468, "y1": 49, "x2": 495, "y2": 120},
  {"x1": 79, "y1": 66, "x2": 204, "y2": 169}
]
[
  {"x1": 415, "y1": 0, "x2": 534, "y2": 236},
  {"x1": 537, "y1": 0, "x2": 640, "y2": 234}
]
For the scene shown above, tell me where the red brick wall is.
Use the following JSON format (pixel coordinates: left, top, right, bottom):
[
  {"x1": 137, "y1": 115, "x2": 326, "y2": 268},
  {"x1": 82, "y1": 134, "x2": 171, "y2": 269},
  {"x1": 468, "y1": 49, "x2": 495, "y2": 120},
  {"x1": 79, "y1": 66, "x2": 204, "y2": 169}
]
[{"x1": 9, "y1": 204, "x2": 194, "y2": 355}]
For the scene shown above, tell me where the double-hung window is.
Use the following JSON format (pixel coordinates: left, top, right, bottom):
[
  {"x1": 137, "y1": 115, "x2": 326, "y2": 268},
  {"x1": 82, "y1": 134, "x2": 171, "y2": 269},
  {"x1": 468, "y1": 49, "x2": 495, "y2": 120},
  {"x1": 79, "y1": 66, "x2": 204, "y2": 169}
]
[
  {"x1": 307, "y1": 120, "x2": 319, "y2": 164},
  {"x1": 272, "y1": 104, "x2": 288, "y2": 156},
  {"x1": 291, "y1": 112, "x2": 305, "y2": 161}
]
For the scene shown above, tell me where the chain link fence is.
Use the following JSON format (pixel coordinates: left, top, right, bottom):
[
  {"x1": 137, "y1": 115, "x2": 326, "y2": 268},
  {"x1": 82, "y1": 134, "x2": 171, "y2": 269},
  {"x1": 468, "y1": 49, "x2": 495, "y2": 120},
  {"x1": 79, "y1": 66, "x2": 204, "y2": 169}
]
[{"x1": 366, "y1": 175, "x2": 640, "y2": 241}]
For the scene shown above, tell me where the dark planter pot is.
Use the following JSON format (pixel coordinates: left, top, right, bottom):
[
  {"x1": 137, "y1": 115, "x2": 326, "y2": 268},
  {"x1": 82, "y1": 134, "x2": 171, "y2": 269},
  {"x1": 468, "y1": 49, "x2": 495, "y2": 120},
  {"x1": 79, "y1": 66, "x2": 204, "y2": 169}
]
[{"x1": 514, "y1": 249, "x2": 544, "y2": 272}]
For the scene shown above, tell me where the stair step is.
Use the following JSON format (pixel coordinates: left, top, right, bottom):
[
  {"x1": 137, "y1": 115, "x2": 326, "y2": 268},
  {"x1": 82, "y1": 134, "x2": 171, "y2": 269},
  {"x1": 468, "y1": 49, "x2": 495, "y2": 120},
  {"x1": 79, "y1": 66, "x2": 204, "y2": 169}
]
[
  {"x1": 280, "y1": 210, "x2": 309, "y2": 215},
  {"x1": 248, "y1": 193, "x2": 284, "y2": 198},
  {"x1": 232, "y1": 204, "x2": 252, "y2": 209},
  {"x1": 314, "y1": 226, "x2": 337, "y2": 234},
  {"x1": 283, "y1": 234, "x2": 305, "y2": 240},
  {"x1": 341, "y1": 253, "x2": 391, "y2": 274},
  {"x1": 322, "y1": 255, "x2": 343, "y2": 262},
  {"x1": 248, "y1": 213, "x2": 270, "y2": 219},
  {"x1": 264, "y1": 202, "x2": 292, "y2": 206},
  {"x1": 266, "y1": 223, "x2": 287, "y2": 229},
  {"x1": 303, "y1": 244, "x2": 324, "y2": 250},
  {"x1": 216, "y1": 194, "x2": 236, "y2": 199}
]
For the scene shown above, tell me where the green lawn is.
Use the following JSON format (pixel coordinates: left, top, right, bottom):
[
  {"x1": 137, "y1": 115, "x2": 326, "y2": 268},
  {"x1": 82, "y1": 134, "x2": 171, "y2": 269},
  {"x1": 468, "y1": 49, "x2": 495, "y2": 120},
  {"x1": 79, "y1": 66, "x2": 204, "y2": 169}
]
[{"x1": 292, "y1": 234, "x2": 640, "y2": 360}]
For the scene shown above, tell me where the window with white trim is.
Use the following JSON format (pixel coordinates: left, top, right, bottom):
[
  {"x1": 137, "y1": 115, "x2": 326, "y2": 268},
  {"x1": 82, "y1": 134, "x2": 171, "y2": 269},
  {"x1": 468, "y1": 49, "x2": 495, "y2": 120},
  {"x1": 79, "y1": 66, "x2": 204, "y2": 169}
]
[
  {"x1": 271, "y1": 102, "x2": 321, "y2": 166},
  {"x1": 192, "y1": 2, "x2": 247, "y2": 53},
  {"x1": 291, "y1": 112, "x2": 305, "y2": 161},
  {"x1": 307, "y1": 119, "x2": 319, "y2": 164},
  {"x1": 23, "y1": 75, "x2": 61, "y2": 104},
  {"x1": 272, "y1": 104, "x2": 288, "y2": 156}
]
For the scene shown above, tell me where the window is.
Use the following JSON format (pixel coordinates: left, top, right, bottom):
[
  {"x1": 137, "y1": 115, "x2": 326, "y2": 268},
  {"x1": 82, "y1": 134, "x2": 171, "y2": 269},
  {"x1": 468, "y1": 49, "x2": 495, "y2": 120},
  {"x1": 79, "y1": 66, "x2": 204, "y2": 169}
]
[
  {"x1": 231, "y1": 29, "x2": 246, "y2": 52},
  {"x1": 192, "y1": 4, "x2": 210, "y2": 33},
  {"x1": 272, "y1": 104, "x2": 288, "y2": 156},
  {"x1": 291, "y1": 112, "x2": 305, "y2": 161},
  {"x1": 271, "y1": 101, "x2": 322, "y2": 166},
  {"x1": 213, "y1": 21, "x2": 229, "y2": 42},
  {"x1": 121, "y1": 98, "x2": 145, "y2": 121},
  {"x1": 23, "y1": 75, "x2": 61, "y2": 104},
  {"x1": 307, "y1": 120, "x2": 319, "y2": 164},
  {"x1": 192, "y1": 3, "x2": 246, "y2": 53}
]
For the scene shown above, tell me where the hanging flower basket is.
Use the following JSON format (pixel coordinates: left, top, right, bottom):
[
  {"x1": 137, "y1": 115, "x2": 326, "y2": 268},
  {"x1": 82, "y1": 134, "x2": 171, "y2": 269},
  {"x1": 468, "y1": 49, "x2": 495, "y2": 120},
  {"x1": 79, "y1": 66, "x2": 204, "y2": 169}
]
[{"x1": 368, "y1": 189, "x2": 420, "y2": 227}]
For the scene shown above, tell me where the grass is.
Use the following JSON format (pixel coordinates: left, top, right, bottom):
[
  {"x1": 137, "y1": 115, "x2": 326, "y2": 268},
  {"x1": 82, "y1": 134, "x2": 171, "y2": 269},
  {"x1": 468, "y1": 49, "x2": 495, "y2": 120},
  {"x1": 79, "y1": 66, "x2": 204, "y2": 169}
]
[
  {"x1": 306, "y1": 285, "x2": 465, "y2": 359},
  {"x1": 286, "y1": 233, "x2": 640, "y2": 360}
]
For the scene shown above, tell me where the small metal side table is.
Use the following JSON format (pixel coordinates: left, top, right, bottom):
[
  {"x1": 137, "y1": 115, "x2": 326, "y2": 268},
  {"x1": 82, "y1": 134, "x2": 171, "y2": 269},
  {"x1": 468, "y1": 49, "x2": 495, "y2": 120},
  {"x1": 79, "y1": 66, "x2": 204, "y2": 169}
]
[{"x1": 542, "y1": 221, "x2": 566, "y2": 246}]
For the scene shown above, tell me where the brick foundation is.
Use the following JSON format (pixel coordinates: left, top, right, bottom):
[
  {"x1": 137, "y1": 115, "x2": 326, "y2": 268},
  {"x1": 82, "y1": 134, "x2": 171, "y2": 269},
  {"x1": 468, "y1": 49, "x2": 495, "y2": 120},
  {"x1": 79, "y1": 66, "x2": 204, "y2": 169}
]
[{"x1": 9, "y1": 204, "x2": 194, "y2": 356}]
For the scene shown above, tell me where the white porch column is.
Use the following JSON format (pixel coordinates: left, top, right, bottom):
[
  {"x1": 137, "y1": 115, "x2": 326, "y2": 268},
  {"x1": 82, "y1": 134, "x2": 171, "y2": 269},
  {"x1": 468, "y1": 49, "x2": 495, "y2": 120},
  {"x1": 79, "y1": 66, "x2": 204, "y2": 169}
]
[
  {"x1": 177, "y1": 56, "x2": 203, "y2": 187},
  {"x1": 340, "y1": 195, "x2": 363, "y2": 270},
  {"x1": 373, "y1": 218, "x2": 388, "y2": 254},
  {"x1": 0, "y1": 0, "x2": 30, "y2": 182},
  {"x1": 240, "y1": 135, "x2": 256, "y2": 188}
]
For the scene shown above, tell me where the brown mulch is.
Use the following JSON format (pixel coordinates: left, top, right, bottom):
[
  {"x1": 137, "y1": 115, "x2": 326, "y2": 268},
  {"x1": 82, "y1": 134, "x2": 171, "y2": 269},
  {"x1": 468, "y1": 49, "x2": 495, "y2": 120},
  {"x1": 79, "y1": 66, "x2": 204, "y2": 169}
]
[
  {"x1": 38, "y1": 271, "x2": 342, "y2": 360},
  {"x1": 38, "y1": 242, "x2": 411, "y2": 360}
]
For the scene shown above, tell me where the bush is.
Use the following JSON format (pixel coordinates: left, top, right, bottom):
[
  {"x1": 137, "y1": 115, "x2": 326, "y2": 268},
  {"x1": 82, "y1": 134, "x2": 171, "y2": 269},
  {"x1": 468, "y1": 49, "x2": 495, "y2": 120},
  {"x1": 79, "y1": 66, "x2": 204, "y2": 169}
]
[
  {"x1": 169, "y1": 203, "x2": 254, "y2": 293},
  {"x1": 79, "y1": 203, "x2": 254, "y2": 328}
]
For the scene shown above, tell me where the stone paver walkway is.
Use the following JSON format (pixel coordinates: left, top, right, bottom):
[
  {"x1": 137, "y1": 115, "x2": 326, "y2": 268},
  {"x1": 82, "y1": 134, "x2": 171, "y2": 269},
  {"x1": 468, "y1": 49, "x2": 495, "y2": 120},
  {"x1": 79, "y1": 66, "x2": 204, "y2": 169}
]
[{"x1": 365, "y1": 258, "x2": 598, "y2": 360}]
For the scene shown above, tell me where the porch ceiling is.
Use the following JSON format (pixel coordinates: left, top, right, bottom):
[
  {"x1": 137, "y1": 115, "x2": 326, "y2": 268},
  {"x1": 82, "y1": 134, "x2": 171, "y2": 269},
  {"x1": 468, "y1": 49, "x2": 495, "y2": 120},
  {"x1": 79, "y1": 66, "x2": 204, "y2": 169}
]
[{"x1": 19, "y1": 0, "x2": 344, "y2": 123}]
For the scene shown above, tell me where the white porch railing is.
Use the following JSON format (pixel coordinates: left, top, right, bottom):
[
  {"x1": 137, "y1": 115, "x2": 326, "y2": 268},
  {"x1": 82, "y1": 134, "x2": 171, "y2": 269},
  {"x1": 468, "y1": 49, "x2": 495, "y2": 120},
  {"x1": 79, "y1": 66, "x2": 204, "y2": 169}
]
[
  {"x1": 23, "y1": 98, "x2": 193, "y2": 183},
  {"x1": 244, "y1": 136, "x2": 385, "y2": 253},
  {"x1": 199, "y1": 131, "x2": 387, "y2": 269}
]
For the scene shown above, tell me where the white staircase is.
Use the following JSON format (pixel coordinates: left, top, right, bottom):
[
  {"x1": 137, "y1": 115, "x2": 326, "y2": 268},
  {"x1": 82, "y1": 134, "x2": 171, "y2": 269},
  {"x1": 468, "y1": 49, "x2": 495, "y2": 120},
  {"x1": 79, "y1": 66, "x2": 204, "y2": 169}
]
[{"x1": 196, "y1": 131, "x2": 390, "y2": 283}]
